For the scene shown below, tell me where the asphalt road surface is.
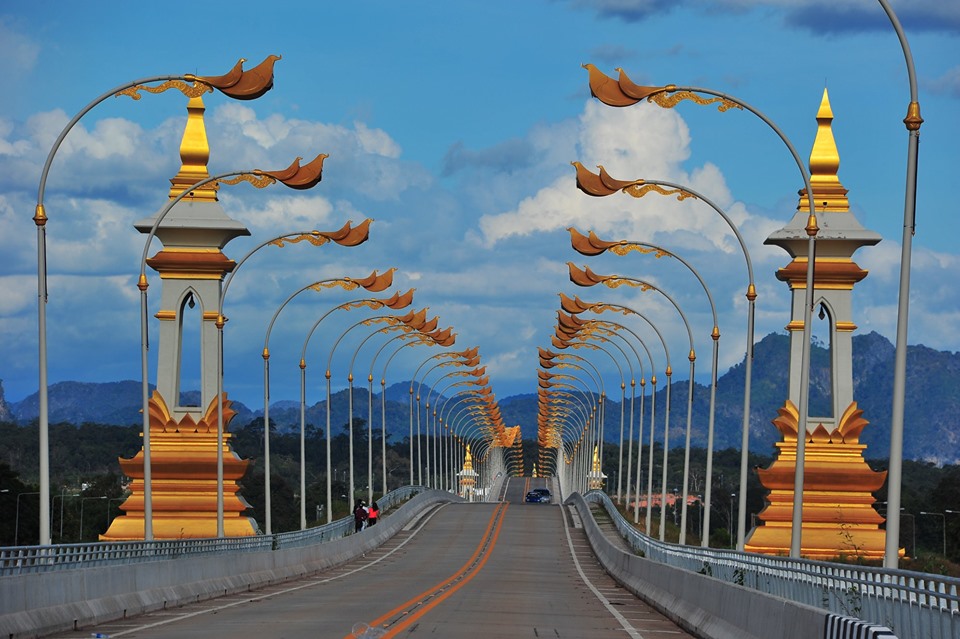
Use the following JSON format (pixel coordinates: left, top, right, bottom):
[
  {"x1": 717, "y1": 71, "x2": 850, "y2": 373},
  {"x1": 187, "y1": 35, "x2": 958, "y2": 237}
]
[{"x1": 48, "y1": 479, "x2": 695, "y2": 639}]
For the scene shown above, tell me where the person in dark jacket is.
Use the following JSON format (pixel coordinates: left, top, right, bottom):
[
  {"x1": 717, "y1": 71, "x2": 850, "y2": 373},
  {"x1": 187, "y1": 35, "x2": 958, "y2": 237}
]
[{"x1": 353, "y1": 499, "x2": 368, "y2": 533}]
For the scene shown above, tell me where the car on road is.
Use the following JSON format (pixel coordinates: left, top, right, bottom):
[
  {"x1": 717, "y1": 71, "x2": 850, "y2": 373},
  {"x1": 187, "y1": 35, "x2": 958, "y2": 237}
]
[
  {"x1": 525, "y1": 491, "x2": 543, "y2": 503},
  {"x1": 525, "y1": 488, "x2": 552, "y2": 503},
  {"x1": 533, "y1": 488, "x2": 551, "y2": 503}
]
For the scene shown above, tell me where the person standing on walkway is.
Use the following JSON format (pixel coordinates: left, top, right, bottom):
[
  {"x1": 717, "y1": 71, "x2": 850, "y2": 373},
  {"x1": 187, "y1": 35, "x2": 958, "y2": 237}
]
[
  {"x1": 367, "y1": 502, "x2": 380, "y2": 526},
  {"x1": 353, "y1": 499, "x2": 368, "y2": 533}
]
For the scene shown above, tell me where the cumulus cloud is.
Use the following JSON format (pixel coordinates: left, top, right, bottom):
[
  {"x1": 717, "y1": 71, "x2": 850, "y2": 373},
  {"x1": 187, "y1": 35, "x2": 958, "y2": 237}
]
[
  {"x1": 477, "y1": 100, "x2": 744, "y2": 249},
  {"x1": 925, "y1": 66, "x2": 960, "y2": 99},
  {"x1": 573, "y1": 0, "x2": 960, "y2": 33},
  {"x1": 0, "y1": 17, "x2": 39, "y2": 83}
]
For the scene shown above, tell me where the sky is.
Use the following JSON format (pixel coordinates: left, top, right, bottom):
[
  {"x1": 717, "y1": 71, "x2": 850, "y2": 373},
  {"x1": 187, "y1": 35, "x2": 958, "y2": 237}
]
[{"x1": 0, "y1": 0, "x2": 958, "y2": 413}]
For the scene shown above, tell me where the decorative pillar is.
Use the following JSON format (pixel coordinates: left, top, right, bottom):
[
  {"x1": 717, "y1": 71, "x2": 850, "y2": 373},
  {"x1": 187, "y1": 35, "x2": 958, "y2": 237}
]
[
  {"x1": 457, "y1": 445, "x2": 479, "y2": 501},
  {"x1": 587, "y1": 445, "x2": 607, "y2": 490},
  {"x1": 746, "y1": 90, "x2": 889, "y2": 559},
  {"x1": 102, "y1": 96, "x2": 256, "y2": 540}
]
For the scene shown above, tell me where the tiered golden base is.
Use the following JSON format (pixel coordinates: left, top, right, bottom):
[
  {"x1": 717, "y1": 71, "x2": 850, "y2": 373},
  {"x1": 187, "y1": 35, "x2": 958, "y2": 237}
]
[
  {"x1": 744, "y1": 401, "x2": 897, "y2": 560},
  {"x1": 101, "y1": 391, "x2": 257, "y2": 540}
]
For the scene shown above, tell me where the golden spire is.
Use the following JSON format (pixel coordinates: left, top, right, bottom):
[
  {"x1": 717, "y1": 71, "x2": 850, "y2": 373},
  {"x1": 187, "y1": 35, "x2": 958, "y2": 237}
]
[
  {"x1": 800, "y1": 88, "x2": 849, "y2": 213},
  {"x1": 463, "y1": 445, "x2": 474, "y2": 471},
  {"x1": 168, "y1": 96, "x2": 218, "y2": 202}
]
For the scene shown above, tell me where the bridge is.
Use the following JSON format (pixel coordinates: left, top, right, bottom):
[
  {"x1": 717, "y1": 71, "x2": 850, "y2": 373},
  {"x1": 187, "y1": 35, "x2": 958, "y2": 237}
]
[{"x1": 2, "y1": 478, "x2": 956, "y2": 639}]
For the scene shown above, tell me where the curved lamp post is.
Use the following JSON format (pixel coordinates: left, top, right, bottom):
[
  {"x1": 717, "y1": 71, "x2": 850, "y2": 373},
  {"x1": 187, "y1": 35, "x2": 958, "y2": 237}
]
[
  {"x1": 262, "y1": 270, "x2": 394, "y2": 529},
  {"x1": 560, "y1": 293, "x2": 671, "y2": 535},
  {"x1": 34, "y1": 56, "x2": 280, "y2": 545},
  {"x1": 876, "y1": 0, "x2": 922, "y2": 571},
  {"x1": 412, "y1": 351, "x2": 479, "y2": 484},
  {"x1": 569, "y1": 171, "x2": 756, "y2": 549},
  {"x1": 569, "y1": 263, "x2": 695, "y2": 542},
  {"x1": 379, "y1": 335, "x2": 461, "y2": 490},
  {"x1": 563, "y1": 319, "x2": 652, "y2": 523},
  {"x1": 293, "y1": 290, "x2": 414, "y2": 527},
  {"x1": 570, "y1": 228, "x2": 720, "y2": 545},
  {"x1": 545, "y1": 330, "x2": 624, "y2": 500},
  {"x1": 583, "y1": 66, "x2": 818, "y2": 556},
  {"x1": 346, "y1": 313, "x2": 437, "y2": 503}
]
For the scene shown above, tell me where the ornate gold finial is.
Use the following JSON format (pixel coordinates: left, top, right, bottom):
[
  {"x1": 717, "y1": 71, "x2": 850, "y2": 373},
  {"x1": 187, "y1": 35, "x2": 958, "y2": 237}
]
[
  {"x1": 168, "y1": 96, "x2": 218, "y2": 202},
  {"x1": 800, "y1": 88, "x2": 849, "y2": 213}
]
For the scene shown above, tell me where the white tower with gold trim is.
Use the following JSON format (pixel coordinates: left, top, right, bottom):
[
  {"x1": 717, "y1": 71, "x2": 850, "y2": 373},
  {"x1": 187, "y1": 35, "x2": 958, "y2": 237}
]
[{"x1": 746, "y1": 90, "x2": 888, "y2": 559}]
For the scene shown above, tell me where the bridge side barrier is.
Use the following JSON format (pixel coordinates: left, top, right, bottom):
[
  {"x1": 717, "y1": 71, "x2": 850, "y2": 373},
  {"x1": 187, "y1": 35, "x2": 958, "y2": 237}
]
[
  {"x1": 486, "y1": 472, "x2": 506, "y2": 502},
  {"x1": 579, "y1": 490, "x2": 960, "y2": 639},
  {"x1": 824, "y1": 613, "x2": 895, "y2": 638},
  {"x1": 0, "y1": 488, "x2": 461, "y2": 639},
  {"x1": 568, "y1": 491, "x2": 829, "y2": 639}
]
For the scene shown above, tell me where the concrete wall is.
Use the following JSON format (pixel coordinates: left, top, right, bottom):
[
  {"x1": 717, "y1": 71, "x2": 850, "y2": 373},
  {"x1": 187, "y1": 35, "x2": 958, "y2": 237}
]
[
  {"x1": 568, "y1": 493, "x2": 831, "y2": 639},
  {"x1": 0, "y1": 491, "x2": 459, "y2": 639}
]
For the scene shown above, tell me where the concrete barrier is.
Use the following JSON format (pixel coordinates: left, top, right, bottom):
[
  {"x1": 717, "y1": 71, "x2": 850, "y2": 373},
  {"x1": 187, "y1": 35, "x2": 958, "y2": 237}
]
[
  {"x1": 0, "y1": 490, "x2": 460, "y2": 639},
  {"x1": 567, "y1": 493, "x2": 834, "y2": 639}
]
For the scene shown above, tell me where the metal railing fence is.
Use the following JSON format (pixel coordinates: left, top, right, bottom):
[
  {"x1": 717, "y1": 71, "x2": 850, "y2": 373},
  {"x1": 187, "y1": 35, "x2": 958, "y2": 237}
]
[
  {"x1": 0, "y1": 485, "x2": 422, "y2": 577},
  {"x1": 584, "y1": 490, "x2": 958, "y2": 639}
]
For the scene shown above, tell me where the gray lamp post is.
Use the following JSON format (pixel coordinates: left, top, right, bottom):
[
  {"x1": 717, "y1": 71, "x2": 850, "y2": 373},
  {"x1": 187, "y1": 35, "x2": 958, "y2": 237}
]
[{"x1": 33, "y1": 56, "x2": 280, "y2": 546}]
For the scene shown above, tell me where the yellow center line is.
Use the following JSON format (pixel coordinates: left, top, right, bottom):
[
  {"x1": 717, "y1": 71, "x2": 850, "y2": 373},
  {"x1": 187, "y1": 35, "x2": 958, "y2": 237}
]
[
  {"x1": 378, "y1": 503, "x2": 509, "y2": 638},
  {"x1": 345, "y1": 502, "x2": 507, "y2": 638}
]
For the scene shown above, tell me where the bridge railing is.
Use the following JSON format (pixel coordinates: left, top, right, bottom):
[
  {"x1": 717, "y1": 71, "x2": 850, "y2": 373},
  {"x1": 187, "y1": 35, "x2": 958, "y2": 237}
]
[
  {"x1": 584, "y1": 490, "x2": 959, "y2": 639},
  {"x1": 0, "y1": 485, "x2": 423, "y2": 577}
]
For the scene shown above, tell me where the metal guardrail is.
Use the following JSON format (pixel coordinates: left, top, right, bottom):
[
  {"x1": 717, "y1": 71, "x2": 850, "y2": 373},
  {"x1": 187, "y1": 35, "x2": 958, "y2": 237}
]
[
  {"x1": 584, "y1": 490, "x2": 959, "y2": 639},
  {"x1": 0, "y1": 485, "x2": 423, "y2": 577}
]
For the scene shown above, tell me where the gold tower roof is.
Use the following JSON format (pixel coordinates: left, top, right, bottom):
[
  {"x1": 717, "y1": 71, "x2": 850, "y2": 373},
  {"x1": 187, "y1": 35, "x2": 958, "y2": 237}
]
[
  {"x1": 168, "y1": 96, "x2": 218, "y2": 202},
  {"x1": 800, "y1": 88, "x2": 849, "y2": 214}
]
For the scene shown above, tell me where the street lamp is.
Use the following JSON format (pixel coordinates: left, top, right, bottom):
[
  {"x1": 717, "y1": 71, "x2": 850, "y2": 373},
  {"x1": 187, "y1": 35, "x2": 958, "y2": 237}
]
[
  {"x1": 255, "y1": 226, "x2": 370, "y2": 535},
  {"x1": 547, "y1": 329, "x2": 631, "y2": 503},
  {"x1": 377, "y1": 333, "x2": 460, "y2": 492},
  {"x1": 875, "y1": 0, "x2": 923, "y2": 571},
  {"x1": 53, "y1": 489, "x2": 80, "y2": 542},
  {"x1": 570, "y1": 228, "x2": 721, "y2": 546},
  {"x1": 33, "y1": 55, "x2": 280, "y2": 545},
  {"x1": 79, "y1": 496, "x2": 107, "y2": 542},
  {"x1": 265, "y1": 271, "x2": 395, "y2": 529},
  {"x1": 573, "y1": 153, "x2": 754, "y2": 551},
  {"x1": 346, "y1": 313, "x2": 436, "y2": 502},
  {"x1": 561, "y1": 294, "x2": 670, "y2": 534},
  {"x1": 15, "y1": 491, "x2": 39, "y2": 546},
  {"x1": 290, "y1": 269, "x2": 399, "y2": 530},
  {"x1": 584, "y1": 65, "x2": 818, "y2": 558},
  {"x1": 412, "y1": 350, "x2": 480, "y2": 484},
  {"x1": 919, "y1": 511, "x2": 946, "y2": 557},
  {"x1": 569, "y1": 263, "x2": 695, "y2": 543}
]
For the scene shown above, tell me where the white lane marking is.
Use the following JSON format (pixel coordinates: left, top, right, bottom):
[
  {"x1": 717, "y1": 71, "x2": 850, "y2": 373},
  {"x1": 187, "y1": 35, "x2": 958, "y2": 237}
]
[
  {"x1": 561, "y1": 506, "x2": 645, "y2": 639},
  {"x1": 101, "y1": 504, "x2": 451, "y2": 637}
]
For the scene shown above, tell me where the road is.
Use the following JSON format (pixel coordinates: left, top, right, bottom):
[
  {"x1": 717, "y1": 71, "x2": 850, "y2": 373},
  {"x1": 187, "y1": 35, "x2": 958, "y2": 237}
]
[{"x1": 49, "y1": 479, "x2": 695, "y2": 638}]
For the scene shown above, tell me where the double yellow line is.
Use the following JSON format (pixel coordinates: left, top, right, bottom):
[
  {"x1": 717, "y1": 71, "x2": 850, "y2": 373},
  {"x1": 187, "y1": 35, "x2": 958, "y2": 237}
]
[{"x1": 346, "y1": 502, "x2": 509, "y2": 638}]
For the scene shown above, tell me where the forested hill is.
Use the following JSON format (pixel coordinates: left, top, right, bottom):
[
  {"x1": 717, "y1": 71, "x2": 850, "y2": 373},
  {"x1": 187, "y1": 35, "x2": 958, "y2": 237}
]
[{"x1": 2, "y1": 332, "x2": 958, "y2": 464}]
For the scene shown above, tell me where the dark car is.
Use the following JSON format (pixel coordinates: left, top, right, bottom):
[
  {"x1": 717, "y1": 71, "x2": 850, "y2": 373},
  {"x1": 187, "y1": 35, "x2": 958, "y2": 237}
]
[
  {"x1": 533, "y1": 488, "x2": 552, "y2": 503},
  {"x1": 525, "y1": 491, "x2": 542, "y2": 503}
]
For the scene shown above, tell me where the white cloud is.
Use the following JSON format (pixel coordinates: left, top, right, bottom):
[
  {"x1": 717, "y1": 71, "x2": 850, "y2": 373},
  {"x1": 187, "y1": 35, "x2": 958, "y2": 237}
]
[{"x1": 0, "y1": 17, "x2": 39, "y2": 80}]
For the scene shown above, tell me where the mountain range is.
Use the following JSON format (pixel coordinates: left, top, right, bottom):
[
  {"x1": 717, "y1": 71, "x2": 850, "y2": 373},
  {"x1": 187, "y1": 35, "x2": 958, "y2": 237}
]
[{"x1": 2, "y1": 332, "x2": 958, "y2": 464}]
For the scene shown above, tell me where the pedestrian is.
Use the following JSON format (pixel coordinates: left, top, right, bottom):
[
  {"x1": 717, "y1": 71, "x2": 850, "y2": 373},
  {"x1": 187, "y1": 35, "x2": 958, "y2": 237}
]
[
  {"x1": 353, "y1": 499, "x2": 367, "y2": 533},
  {"x1": 368, "y1": 501, "x2": 380, "y2": 526}
]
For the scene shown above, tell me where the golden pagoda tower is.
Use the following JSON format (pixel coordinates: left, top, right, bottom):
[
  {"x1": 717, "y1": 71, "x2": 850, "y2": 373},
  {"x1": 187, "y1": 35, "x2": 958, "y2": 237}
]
[
  {"x1": 745, "y1": 89, "x2": 888, "y2": 559},
  {"x1": 587, "y1": 445, "x2": 607, "y2": 490},
  {"x1": 457, "y1": 445, "x2": 479, "y2": 501},
  {"x1": 102, "y1": 96, "x2": 256, "y2": 540}
]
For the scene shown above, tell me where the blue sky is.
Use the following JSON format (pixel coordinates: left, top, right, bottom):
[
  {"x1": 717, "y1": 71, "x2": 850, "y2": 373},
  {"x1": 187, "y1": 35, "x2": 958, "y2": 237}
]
[{"x1": 0, "y1": 1, "x2": 957, "y2": 411}]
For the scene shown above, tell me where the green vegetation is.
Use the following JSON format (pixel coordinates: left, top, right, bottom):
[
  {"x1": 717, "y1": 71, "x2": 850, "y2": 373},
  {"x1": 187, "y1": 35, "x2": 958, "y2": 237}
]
[{"x1": 2, "y1": 419, "x2": 958, "y2": 577}]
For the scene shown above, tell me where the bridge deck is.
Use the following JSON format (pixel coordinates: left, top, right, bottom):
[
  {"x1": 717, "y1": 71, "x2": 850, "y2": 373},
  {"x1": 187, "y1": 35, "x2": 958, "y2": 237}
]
[{"x1": 47, "y1": 480, "x2": 694, "y2": 638}]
